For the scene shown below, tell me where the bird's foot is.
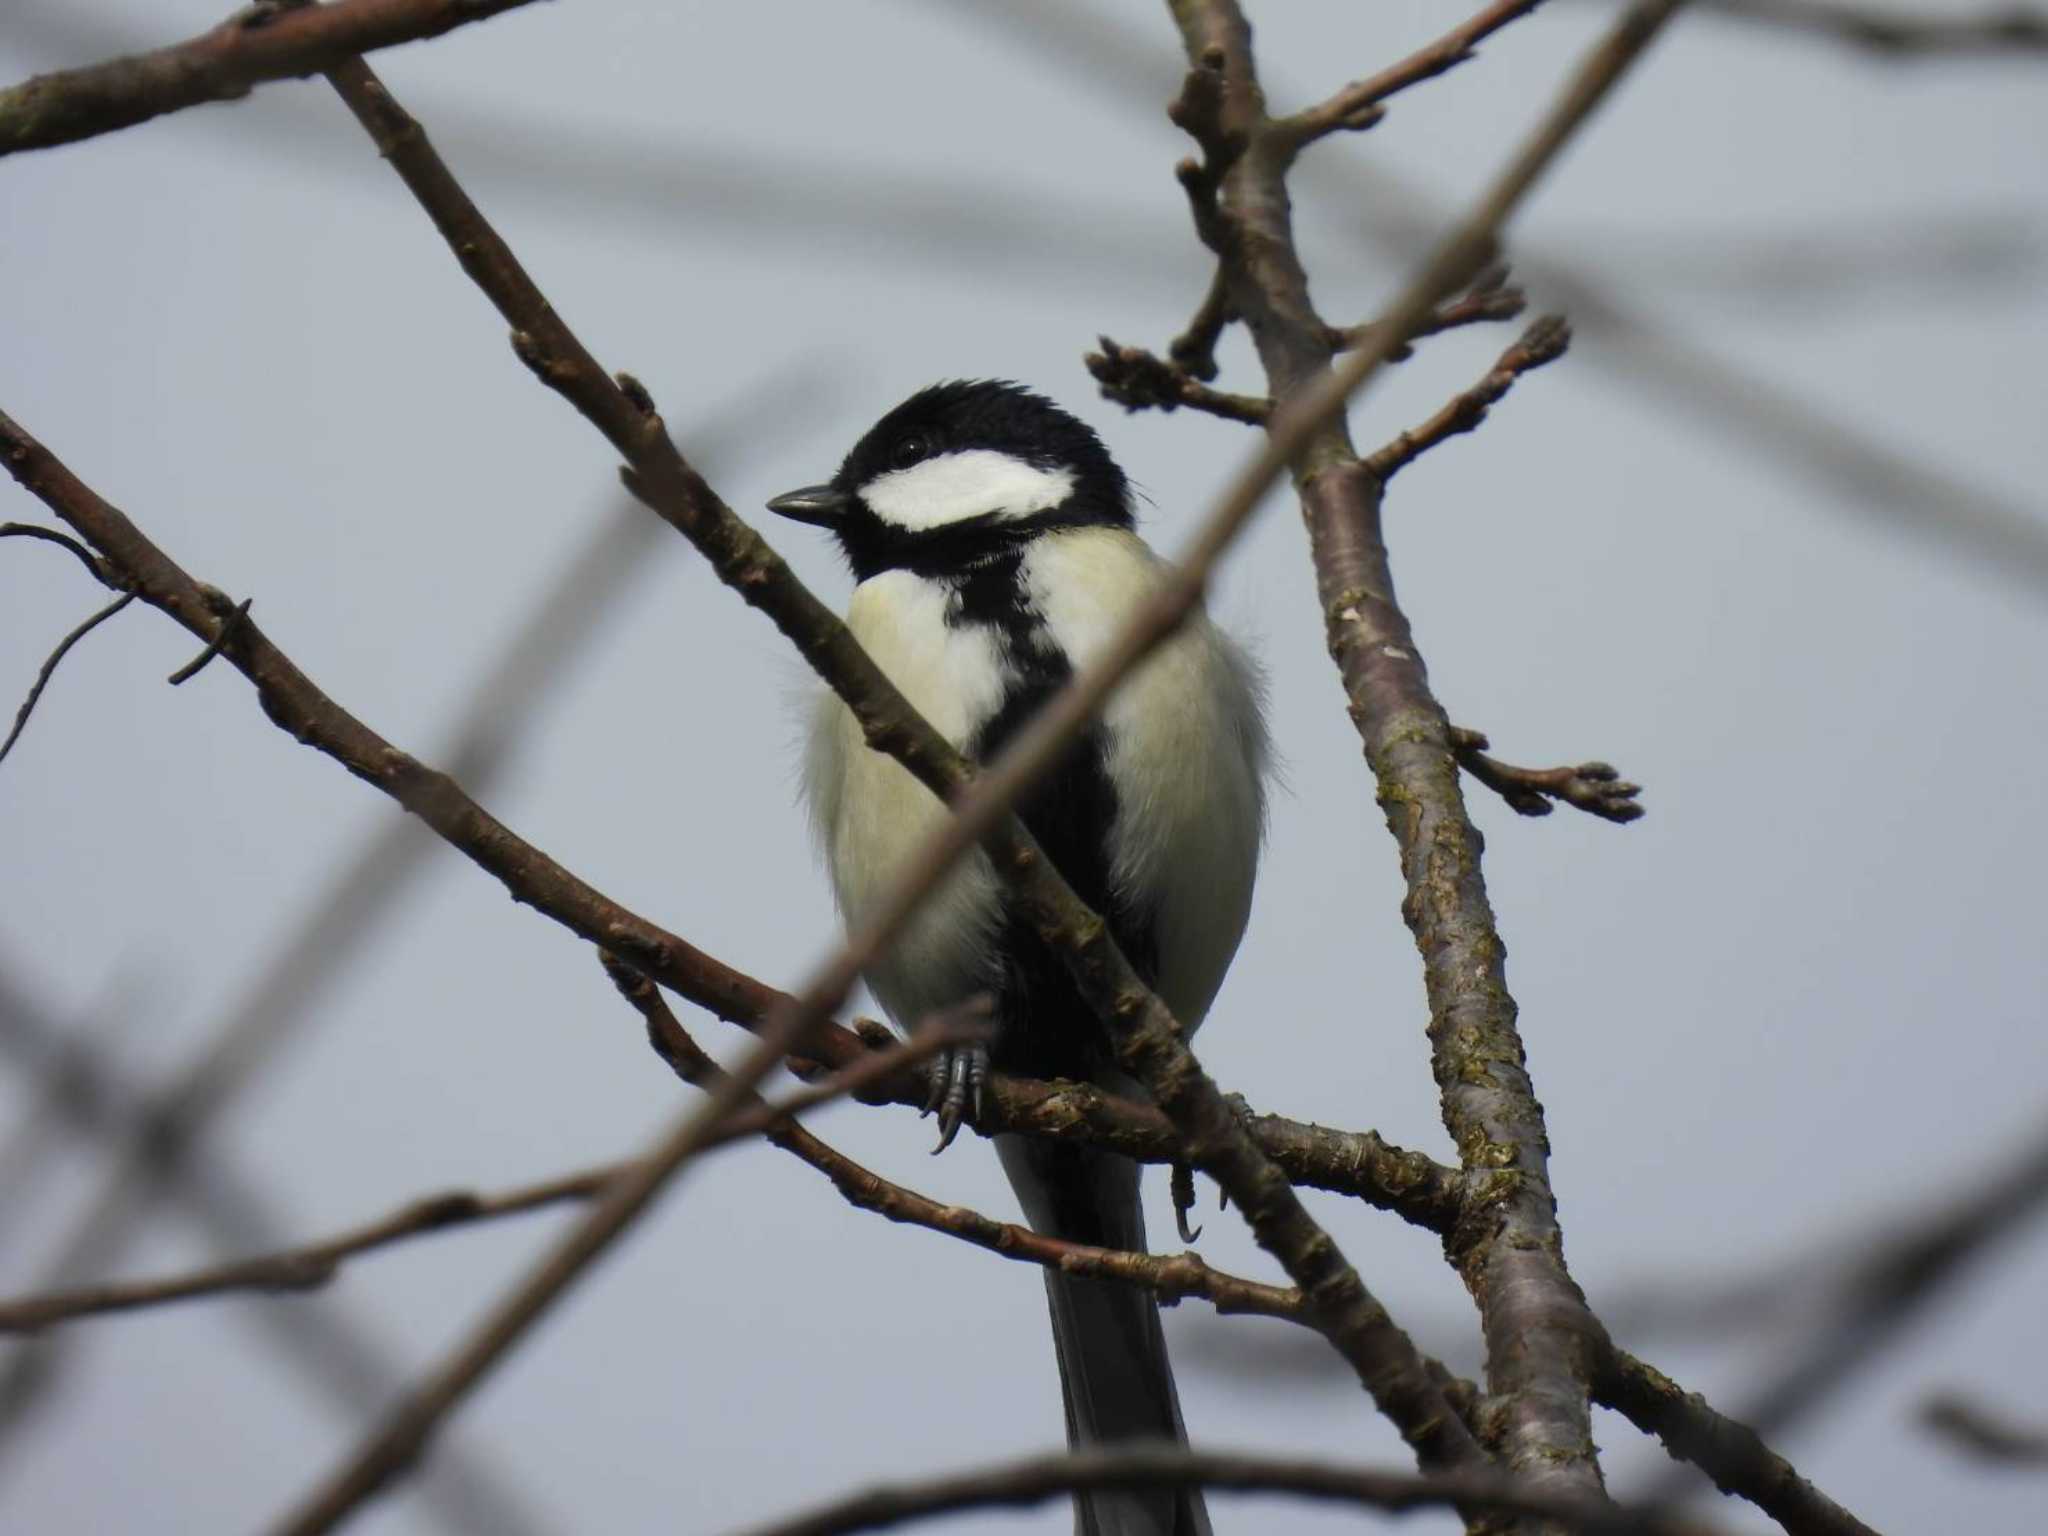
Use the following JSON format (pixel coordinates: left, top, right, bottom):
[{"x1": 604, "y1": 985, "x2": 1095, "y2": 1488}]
[
  {"x1": 922, "y1": 1041, "x2": 989, "y2": 1154},
  {"x1": 1215, "y1": 1092, "x2": 1259, "y2": 1214}
]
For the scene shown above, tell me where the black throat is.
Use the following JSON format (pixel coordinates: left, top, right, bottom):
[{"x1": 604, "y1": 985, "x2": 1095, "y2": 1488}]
[{"x1": 943, "y1": 550, "x2": 1159, "y2": 1082}]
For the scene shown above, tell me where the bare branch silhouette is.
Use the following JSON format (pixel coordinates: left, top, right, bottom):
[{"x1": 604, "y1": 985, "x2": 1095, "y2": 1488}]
[
  {"x1": 0, "y1": 592, "x2": 132, "y2": 765},
  {"x1": 732, "y1": 1444, "x2": 1720, "y2": 1536},
  {"x1": 0, "y1": 0, "x2": 546, "y2": 157}
]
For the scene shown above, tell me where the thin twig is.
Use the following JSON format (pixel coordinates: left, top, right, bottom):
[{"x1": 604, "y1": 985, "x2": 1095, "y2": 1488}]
[
  {"x1": 0, "y1": 592, "x2": 133, "y2": 765},
  {"x1": 1, "y1": 520, "x2": 111, "y2": 582},
  {"x1": 1451, "y1": 728, "x2": 1643, "y2": 823},
  {"x1": 0, "y1": 1164, "x2": 622, "y2": 1334},
  {"x1": 729, "y1": 1444, "x2": 1722, "y2": 1536},
  {"x1": 1331, "y1": 274, "x2": 1530, "y2": 359},
  {"x1": 0, "y1": 0, "x2": 549, "y2": 157},
  {"x1": 1271, "y1": 0, "x2": 1550, "y2": 152},
  {"x1": 1451, "y1": 728, "x2": 1644, "y2": 824},
  {"x1": 165, "y1": 595, "x2": 250, "y2": 684},
  {"x1": 1364, "y1": 314, "x2": 1572, "y2": 480},
  {"x1": 1169, "y1": 264, "x2": 1234, "y2": 379}
]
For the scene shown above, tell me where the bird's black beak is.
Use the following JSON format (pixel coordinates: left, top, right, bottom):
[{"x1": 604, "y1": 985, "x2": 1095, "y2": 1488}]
[{"x1": 766, "y1": 484, "x2": 851, "y2": 527}]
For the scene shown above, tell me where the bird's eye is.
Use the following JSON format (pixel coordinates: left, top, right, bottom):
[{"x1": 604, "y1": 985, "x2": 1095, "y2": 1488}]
[{"x1": 890, "y1": 436, "x2": 928, "y2": 469}]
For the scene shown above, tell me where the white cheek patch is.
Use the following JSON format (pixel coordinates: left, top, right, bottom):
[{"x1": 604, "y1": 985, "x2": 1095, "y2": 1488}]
[{"x1": 860, "y1": 449, "x2": 1075, "y2": 532}]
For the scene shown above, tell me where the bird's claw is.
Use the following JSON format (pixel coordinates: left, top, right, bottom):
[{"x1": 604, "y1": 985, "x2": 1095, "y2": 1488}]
[
  {"x1": 923, "y1": 1042, "x2": 989, "y2": 1154},
  {"x1": 1172, "y1": 1162, "x2": 1203, "y2": 1243}
]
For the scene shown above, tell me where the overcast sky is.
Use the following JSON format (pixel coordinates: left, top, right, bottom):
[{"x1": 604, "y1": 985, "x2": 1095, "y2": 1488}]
[{"x1": 3, "y1": 3, "x2": 2046, "y2": 1533}]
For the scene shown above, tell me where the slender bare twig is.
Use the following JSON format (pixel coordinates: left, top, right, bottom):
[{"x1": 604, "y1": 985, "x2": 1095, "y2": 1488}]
[
  {"x1": 321, "y1": 53, "x2": 1482, "y2": 1474},
  {"x1": 1163, "y1": 0, "x2": 1678, "y2": 1506},
  {"x1": 729, "y1": 1444, "x2": 1723, "y2": 1536},
  {"x1": 1451, "y1": 729, "x2": 1645, "y2": 824},
  {"x1": 0, "y1": 521, "x2": 111, "y2": 583},
  {"x1": 1330, "y1": 272, "x2": 1530, "y2": 358},
  {"x1": 1169, "y1": 265, "x2": 1233, "y2": 379},
  {"x1": 1920, "y1": 1392, "x2": 2048, "y2": 1465},
  {"x1": 1270, "y1": 0, "x2": 1550, "y2": 152},
  {"x1": 0, "y1": 592, "x2": 133, "y2": 765},
  {"x1": 1686, "y1": 0, "x2": 2048, "y2": 54},
  {"x1": 1364, "y1": 315, "x2": 1573, "y2": 481},
  {"x1": 0, "y1": 1009, "x2": 977, "y2": 1337},
  {"x1": 0, "y1": 0, "x2": 548, "y2": 157},
  {"x1": 0, "y1": 1164, "x2": 622, "y2": 1334}
]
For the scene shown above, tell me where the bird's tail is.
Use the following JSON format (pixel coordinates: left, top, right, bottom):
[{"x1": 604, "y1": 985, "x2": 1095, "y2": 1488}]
[{"x1": 998, "y1": 1135, "x2": 1213, "y2": 1536}]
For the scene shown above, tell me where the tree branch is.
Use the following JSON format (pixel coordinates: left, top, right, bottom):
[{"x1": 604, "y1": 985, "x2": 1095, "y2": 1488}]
[
  {"x1": 0, "y1": 1164, "x2": 621, "y2": 1334},
  {"x1": 1271, "y1": 0, "x2": 1550, "y2": 154},
  {"x1": 1161, "y1": 0, "x2": 1683, "y2": 1506},
  {"x1": 1330, "y1": 269, "x2": 1530, "y2": 359},
  {"x1": 0, "y1": 592, "x2": 134, "y2": 765},
  {"x1": 1595, "y1": 1351, "x2": 1882, "y2": 1536},
  {"x1": 0, "y1": 520, "x2": 114, "y2": 583},
  {"x1": 1451, "y1": 729, "x2": 1645, "y2": 823},
  {"x1": 731, "y1": 1444, "x2": 1721, "y2": 1536},
  {"x1": 1365, "y1": 316, "x2": 1572, "y2": 481},
  {"x1": 0, "y1": 0, "x2": 549, "y2": 158}
]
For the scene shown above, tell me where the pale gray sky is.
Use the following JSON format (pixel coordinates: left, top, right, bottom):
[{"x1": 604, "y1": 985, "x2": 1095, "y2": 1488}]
[{"x1": 3, "y1": 3, "x2": 2045, "y2": 1533}]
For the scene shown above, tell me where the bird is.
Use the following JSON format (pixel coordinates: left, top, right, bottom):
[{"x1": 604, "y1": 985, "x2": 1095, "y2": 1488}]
[{"x1": 770, "y1": 379, "x2": 1266, "y2": 1536}]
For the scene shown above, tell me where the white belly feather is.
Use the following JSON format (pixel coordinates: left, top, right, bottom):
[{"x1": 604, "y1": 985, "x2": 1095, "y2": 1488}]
[{"x1": 804, "y1": 528, "x2": 1266, "y2": 1041}]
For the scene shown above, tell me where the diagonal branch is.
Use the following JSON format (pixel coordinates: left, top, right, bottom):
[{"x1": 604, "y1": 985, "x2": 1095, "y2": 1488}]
[
  {"x1": 1270, "y1": 0, "x2": 1550, "y2": 154},
  {"x1": 0, "y1": 1164, "x2": 622, "y2": 1334},
  {"x1": 1365, "y1": 316, "x2": 1573, "y2": 481},
  {"x1": 1597, "y1": 1352, "x2": 1881, "y2": 1536},
  {"x1": 0, "y1": 0, "x2": 548, "y2": 158}
]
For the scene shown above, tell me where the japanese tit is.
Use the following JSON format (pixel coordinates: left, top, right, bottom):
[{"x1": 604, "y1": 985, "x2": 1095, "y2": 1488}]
[{"x1": 772, "y1": 380, "x2": 1266, "y2": 1536}]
